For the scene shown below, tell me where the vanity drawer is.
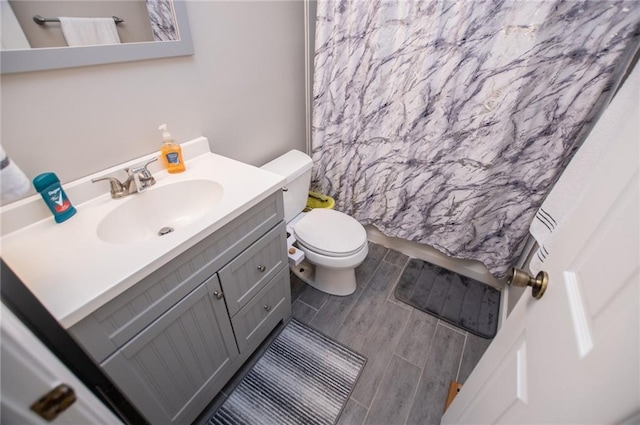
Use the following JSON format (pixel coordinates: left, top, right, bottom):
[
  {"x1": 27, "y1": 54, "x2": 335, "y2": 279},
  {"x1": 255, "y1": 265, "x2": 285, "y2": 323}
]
[
  {"x1": 70, "y1": 192, "x2": 283, "y2": 363},
  {"x1": 231, "y1": 266, "x2": 291, "y2": 353},
  {"x1": 218, "y1": 221, "x2": 287, "y2": 317}
]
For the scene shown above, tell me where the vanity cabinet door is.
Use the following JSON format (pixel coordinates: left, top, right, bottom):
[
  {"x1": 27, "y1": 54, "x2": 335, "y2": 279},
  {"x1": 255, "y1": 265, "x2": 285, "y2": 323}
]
[{"x1": 101, "y1": 273, "x2": 238, "y2": 425}]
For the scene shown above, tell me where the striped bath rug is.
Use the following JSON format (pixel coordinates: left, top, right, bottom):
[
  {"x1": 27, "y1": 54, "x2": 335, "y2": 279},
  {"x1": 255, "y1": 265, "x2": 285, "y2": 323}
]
[{"x1": 209, "y1": 319, "x2": 366, "y2": 425}]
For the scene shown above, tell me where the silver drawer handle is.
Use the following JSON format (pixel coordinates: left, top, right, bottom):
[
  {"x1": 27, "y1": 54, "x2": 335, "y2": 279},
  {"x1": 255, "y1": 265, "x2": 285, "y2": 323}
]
[
  {"x1": 214, "y1": 290, "x2": 224, "y2": 300},
  {"x1": 257, "y1": 265, "x2": 266, "y2": 272},
  {"x1": 264, "y1": 305, "x2": 272, "y2": 312}
]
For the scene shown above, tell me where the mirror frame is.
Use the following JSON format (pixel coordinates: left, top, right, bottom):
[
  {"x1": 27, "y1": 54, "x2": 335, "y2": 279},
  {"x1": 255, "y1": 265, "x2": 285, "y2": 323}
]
[{"x1": 1, "y1": 0, "x2": 193, "y2": 74}]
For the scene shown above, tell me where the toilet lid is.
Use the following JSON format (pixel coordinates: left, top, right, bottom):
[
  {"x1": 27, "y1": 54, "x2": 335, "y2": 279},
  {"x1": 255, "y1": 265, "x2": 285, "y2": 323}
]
[{"x1": 293, "y1": 209, "x2": 367, "y2": 257}]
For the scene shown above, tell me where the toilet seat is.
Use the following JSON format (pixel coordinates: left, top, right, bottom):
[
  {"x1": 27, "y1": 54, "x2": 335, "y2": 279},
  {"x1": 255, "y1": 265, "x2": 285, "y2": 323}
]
[{"x1": 293, "y1": 209, "x2": 367, "y2": 257}]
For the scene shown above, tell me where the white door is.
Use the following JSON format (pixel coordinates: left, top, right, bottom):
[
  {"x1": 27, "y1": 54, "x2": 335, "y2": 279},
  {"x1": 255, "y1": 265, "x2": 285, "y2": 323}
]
[
  {"x1": 0, "y1": 303, "x2": 123, "y2": 424},
  {"x1": 442, "y1": 68, "x2": 639, "y2": 423}
]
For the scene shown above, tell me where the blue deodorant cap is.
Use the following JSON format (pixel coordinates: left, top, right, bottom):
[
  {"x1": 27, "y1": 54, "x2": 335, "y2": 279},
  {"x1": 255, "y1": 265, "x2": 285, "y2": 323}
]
[{"x1": 32, "y1": 172, "x2": 77, "y2": 223}]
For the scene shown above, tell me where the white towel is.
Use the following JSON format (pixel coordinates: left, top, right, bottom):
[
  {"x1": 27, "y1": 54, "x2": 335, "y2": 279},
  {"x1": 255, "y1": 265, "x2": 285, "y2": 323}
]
[
  {"x1": 528, "y1": 63, "x2": 640, "y2": 274},
  {"x1": 0, "y1": 146, "x2": 30, "y2": 205},
  {"x1": 59, "y1": 17, "x2": 121, "y2": 47}
]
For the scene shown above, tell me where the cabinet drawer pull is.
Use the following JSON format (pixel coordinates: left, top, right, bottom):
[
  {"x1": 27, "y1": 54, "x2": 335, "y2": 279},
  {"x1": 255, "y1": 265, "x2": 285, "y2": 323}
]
[
  {"x1": 214, "y1": 290, "x2": 224, "y2": 300},
  {"x1": 257, "y1": 265, "x2": 266, "y2": 272},
  {"x1": 264, "y1": 305, "x2": 272, "y2": 312}
]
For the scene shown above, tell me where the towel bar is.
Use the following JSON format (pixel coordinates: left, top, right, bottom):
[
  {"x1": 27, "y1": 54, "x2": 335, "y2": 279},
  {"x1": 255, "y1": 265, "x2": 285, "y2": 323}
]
[{"x1": 33, "y1": 15, "x2": 124, "y2": 25}]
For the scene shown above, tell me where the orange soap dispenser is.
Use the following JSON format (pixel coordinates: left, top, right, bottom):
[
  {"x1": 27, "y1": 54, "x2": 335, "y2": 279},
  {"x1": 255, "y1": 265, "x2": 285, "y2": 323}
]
[{"x1": 158, "y1": 123, "x2": 185, "y2": 173}]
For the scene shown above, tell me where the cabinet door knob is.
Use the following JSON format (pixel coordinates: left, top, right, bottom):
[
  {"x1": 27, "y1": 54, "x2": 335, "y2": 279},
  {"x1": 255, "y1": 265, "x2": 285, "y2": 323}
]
[
  {"x1": 264, "y1": 305, "x2": 272, "y2": 312},
  {"x1": 257, "y1": 265, "x2": 266, "y2": 272},
  {"x1": 214, "y1": 290, "x2": 224, "y2": 300}
]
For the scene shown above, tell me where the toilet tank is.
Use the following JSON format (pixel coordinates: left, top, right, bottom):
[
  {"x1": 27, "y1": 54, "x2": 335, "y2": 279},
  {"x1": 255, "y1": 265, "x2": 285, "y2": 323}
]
[{"x1": 261, "y1": 150, "x2": 312, "y2": 222}]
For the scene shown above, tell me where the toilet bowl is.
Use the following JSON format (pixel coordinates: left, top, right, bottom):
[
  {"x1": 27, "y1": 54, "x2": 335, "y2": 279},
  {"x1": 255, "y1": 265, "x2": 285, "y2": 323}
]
[
  {"x1": 290, "y1": 208, "x2": 368, "y2": 295},
  {"x1": 261, "y1": 150, "x2": 368, "y2": 296}
]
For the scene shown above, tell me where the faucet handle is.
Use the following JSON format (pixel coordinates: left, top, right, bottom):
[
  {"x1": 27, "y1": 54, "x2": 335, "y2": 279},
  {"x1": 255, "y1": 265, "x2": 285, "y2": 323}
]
[
  {"x1": 143, "y1": 157, "x2": 159, "y2": 169},
  {"x1": 91, "y1": 176, "x2": 128, "y2": 198},
  {"x1": 128, "y1": 157, "x2": 158, "y2": 176},
  {"x1": 128, "y1": 157, "x2": 158, "y2": 193},
  {"x1": 141, "y1": 157, "x2": 158, "y2": 178}
]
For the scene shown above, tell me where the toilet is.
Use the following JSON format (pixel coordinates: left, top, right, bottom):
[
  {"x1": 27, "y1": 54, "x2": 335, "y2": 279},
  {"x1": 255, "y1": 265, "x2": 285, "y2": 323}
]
[{"x1": 262, "y1": 150, "x2": 368, "y2": 296}]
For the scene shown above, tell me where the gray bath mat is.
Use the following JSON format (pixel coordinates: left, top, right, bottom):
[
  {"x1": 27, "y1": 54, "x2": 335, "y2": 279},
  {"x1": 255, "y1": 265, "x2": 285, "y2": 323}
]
[
  {"x1": 208, "y1": 319, "x2": 366, "y2": 425},
  {"x1": 395, "y1": 259, "x2": 500, "y2": 339}
]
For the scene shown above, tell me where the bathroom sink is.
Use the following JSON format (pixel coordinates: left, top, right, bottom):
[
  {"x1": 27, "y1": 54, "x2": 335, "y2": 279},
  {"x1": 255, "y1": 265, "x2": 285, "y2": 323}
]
[{"x1": 97, "y1": 180, "x2": 223, "y2": 244}]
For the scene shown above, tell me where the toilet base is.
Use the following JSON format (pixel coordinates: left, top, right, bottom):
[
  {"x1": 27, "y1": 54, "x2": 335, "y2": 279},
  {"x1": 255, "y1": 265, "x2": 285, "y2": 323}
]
[{"x1": 291, "y1": 260, "x2": 357, "y2": 296}]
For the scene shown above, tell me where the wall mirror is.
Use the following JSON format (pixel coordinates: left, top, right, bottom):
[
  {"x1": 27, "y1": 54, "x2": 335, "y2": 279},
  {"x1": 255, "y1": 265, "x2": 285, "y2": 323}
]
[{"x1": 1, "y1": 0, "x2": 193, "y2": 74}]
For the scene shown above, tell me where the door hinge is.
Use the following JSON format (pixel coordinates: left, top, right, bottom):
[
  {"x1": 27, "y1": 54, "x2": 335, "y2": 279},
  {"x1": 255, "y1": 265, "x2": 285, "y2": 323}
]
[{"x1": 30, "y1": 383, "x2": 76, "y2": 421}]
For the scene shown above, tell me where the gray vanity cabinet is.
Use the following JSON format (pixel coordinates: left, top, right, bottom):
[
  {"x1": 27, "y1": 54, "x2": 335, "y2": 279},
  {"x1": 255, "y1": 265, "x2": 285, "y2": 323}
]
[
  {"x1": 101, "y1": 273, "x2": 238, "y2": 425},
  {"x1": 68, "y1": 192, "x2": 291, "y2": 425}
]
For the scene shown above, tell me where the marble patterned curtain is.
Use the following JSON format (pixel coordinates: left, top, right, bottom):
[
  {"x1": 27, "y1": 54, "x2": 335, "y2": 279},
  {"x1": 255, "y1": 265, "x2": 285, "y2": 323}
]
[{"x1": 311, "y1": 0, "x2": 640, "y2": 278}]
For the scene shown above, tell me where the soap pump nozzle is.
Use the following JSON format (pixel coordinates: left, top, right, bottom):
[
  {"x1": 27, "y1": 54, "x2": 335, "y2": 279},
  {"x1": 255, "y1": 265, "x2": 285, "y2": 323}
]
[{"x1": 158, "y1": 123, "x2": 172, "y2": 143}]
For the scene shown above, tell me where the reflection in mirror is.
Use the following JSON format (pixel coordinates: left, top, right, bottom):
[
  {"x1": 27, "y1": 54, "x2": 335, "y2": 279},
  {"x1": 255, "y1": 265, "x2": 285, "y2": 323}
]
[
  {"x1": 1, "y1": 0, "x2": 192, "y2": 74},
  {"x1": 4, "y1": 0, "x2": 177, "y2": 49}
]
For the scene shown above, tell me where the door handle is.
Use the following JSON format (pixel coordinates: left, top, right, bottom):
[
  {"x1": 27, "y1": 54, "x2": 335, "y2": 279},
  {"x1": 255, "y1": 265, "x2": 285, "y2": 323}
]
[
  {"x1": 31, "y1": 384, "x2": 76, "y2": 421},
  {"x1": 508, "y1": 267, "x2": 548, "y2": 299}
]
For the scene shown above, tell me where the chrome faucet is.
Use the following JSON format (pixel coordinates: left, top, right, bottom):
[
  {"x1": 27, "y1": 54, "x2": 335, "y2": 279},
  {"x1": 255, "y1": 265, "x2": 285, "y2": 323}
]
[{"x1": 92, "y1": 158, "x2": 158, "y2": 199}]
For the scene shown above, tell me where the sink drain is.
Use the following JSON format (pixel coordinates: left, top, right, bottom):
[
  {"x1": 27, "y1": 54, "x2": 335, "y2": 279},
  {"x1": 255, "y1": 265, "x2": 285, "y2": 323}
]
[{"x1": 158, "y1": 226, "x2": 174, "y2": 236}]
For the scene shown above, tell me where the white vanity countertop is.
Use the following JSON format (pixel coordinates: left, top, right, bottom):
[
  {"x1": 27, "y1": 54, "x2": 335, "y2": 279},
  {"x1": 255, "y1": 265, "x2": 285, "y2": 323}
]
[{"x1": 0, "y1": 137, "x2": 285, "y2": 328}]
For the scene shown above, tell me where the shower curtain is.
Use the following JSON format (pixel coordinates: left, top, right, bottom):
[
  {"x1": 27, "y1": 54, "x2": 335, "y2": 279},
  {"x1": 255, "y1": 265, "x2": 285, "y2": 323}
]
[{"x1": 311, "y1": 0, "x2": 640, "y2": 278}]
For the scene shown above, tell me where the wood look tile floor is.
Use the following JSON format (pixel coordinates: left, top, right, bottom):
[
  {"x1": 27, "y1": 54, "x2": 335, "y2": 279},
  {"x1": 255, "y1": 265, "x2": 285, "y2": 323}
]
[{"x1": 195, "y1": 242, "x2": 492, "y2": 425}]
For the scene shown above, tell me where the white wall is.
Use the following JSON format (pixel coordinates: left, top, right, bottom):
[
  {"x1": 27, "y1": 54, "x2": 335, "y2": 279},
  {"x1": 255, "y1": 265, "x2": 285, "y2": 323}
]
[{"x1": 1, "y1": 1, "x2": 306, "y2": 200}]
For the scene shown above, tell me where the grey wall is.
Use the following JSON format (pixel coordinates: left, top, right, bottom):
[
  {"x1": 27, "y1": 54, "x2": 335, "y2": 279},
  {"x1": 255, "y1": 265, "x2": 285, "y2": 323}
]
[{"x1": 1, "y1": 1, "x2": 306, "y2": 200}]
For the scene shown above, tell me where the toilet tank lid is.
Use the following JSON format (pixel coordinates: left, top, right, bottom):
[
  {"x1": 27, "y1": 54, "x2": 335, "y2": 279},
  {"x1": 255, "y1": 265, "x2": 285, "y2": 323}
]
[{"x1": 260, "y1": 149, "x2": 312, "y2": 182}]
